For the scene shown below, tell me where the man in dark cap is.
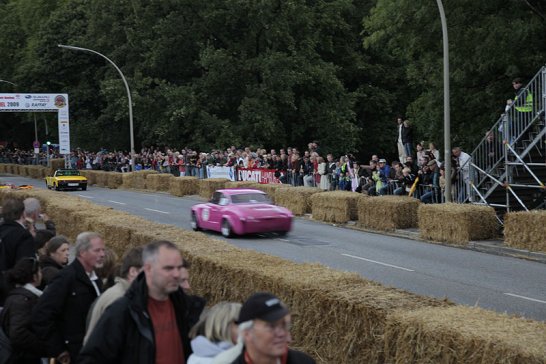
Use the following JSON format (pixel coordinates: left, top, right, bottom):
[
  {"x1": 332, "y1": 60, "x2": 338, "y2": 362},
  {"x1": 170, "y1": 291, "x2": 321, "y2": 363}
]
[{"x1": 231, "y1": 292, "x2": 315, "y2": 364}]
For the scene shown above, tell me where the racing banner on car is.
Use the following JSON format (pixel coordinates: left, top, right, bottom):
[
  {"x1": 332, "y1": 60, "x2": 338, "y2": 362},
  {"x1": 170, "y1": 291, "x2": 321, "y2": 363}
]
[
  {"x1": 237, "y1": 168, "x2": 284, "y2": 184},
  {"x1": 0, "y1": 93, "x2": 70, "y2": 154}
]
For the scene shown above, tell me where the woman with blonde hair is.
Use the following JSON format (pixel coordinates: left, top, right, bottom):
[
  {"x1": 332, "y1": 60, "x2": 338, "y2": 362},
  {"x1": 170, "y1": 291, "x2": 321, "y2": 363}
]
[{"x1": 188, "y1": 302, "x2": 242, "y2": 364}]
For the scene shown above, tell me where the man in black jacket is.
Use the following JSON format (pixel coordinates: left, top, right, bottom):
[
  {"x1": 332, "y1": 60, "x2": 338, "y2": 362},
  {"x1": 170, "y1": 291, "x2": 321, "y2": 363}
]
[
  {"x1": 32, "y1": 231, "x2": 105, "y2": 363},
  {"x1": 78, "y1": 240, "x2": 194, "y2": 364},
  {"x1": 232, "y1": 292, "x2": 315, "y2": 364},
  {"x1": 0, "y1": 198, "x2": 36, "y2": 271}
]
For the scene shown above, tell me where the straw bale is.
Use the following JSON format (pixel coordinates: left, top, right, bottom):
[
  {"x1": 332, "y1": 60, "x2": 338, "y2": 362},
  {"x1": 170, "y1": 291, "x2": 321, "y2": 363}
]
[
  {"x1": 132, "y1": 170, "x2": 158, "y2": 190},
  {"x1": 93, "y1": 171, "x2": 110, "y2": 187},
  {"x1": 78, "y1": 170, "x2": 96, "y2": 185},
  {"x1": 0, "y1": 164, "x2": 5, "y2": 173},
  {"x1": 120, "y1": 172, "x2": 135, "y2": 189},
  {"x1": 169, "y1": 176, "x2": 199, "y2": 197},
  {"x1": 418, "y1": 203, "x2": 498, "y2": 245},
  {"x1": 358, "y1": 196, "x2": 420, "y2": 231},
  {"x1": 50, "y1": 158, "x2": 65, "y2": 170},
  {"x1": 274, "y1": 187, "x2": 322, "y2": 215},
  {"x1": 198, "y1": 178, "x2": 229, "y2": 199},
  {"x1": 106, "y1": 172, "x2": 123, "y2": 189},
  {"x1": 310, "y1": 191, "x2": 364, "y2": 223},
  {"x1": 145, "y1": 173, "x2": 174, "y2": 192},
  {"x1": 504, "y1": 210, "x2": 546, "y2": 253},
  {"x1": 385, "y1": 306, "x2": 546, "y2": 363},
  {"x1": 224, "y1": 181, "x2": 260, "y2": 189},
  {"x1": 252, "y1": 183, "x2": 289, "y2": 203}
]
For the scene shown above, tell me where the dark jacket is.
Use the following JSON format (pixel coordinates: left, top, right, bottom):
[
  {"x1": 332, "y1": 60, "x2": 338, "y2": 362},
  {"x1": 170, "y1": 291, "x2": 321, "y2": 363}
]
[
  {"x1": 32, "y1": 258, "x2": 102, "y2": 362},
  {"x1": 38, "y1": 255, "x2": 64, "y2": 289},
  {"x1": 0, "y1": 221, "x2": 35, "y2": 271},
  {"x1": 231, "y1": 348, "x2": 316, "y2": 364},
  {"x1": 78, "y1": 272, "x2": 195, "y2": 364},
  {"x1": 0, "y1": 287, "x2": 47, "y2": 364},
  {"x1": 401, "y1": 124, "x2": 413, "y2": 144}
]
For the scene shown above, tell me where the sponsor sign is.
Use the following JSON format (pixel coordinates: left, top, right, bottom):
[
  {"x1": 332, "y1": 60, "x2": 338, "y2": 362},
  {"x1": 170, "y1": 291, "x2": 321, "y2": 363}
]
[
  {"x1": 237, "y1": 168, "x2": 284, "y2": 184},
  {"x1": 206, "y1": 166, "x2": 236, "y2": 181},
  {"x1": 0, "y1": 93, "x2": 70, "y2": 155}
]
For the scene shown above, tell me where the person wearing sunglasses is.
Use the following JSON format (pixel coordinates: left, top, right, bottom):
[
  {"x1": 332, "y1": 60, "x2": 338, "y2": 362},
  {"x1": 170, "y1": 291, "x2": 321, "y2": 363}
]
[{"x1": 0, "y1": 257, "x2": 47, "y2": 364}]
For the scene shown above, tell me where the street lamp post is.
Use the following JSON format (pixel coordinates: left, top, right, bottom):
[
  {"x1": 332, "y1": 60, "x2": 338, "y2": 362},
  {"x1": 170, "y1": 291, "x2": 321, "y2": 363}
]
[
  {"x1": 58, "y1": 44, "x2": 135, "y2": 171},
  {"x1": 0, "y1": 79, "x2": 17, "y2": 87},
  {"x1": 435, "y1": 0, "x2": 451, "y2": 202}
]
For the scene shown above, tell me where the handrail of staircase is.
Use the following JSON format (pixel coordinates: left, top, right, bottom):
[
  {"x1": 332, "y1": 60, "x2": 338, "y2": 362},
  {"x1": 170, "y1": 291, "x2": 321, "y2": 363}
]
[{"x1": 504, "y1": 141, "x2": 545, "y2": 188}]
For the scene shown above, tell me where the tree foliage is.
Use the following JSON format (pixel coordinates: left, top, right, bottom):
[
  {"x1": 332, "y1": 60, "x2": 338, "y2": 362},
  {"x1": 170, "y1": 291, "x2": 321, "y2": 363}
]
[{"x1": 1, "y1": 0, "x2": 545, "y2": 159}]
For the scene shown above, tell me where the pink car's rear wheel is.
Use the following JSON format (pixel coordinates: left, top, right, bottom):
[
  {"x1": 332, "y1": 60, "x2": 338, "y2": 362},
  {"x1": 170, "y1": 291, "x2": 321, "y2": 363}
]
[{"x1": 191, "y1": 212, "x2": 201, "y2": 231}]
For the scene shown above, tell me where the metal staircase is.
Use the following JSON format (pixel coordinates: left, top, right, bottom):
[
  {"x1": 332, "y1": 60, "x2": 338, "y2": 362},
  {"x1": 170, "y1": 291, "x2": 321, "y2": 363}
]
[{"x1": 458, "y1": 66, "x2": 546, "y2": 220}]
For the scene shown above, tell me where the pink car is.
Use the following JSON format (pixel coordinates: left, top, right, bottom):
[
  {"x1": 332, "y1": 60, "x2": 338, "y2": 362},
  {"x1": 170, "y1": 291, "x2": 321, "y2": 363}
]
[{"x1": 191, "y1": 189, "x2": 293, "y2": 238}]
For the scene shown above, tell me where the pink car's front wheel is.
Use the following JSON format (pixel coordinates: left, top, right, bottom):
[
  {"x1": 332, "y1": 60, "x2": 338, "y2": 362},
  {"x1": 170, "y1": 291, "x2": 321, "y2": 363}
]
[
  {"x1": 191, "y1": 211, "x2": 201, "y2": 231},
  {"x1": 221, "y1": 219, "x2": 233, "y2": 238}
]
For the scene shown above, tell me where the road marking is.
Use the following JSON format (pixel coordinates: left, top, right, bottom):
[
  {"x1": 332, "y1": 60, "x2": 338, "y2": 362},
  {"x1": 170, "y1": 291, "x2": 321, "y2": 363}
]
[
  {"x1": 278, "y1": 238, "x2": 289, "y2": 242},
  {"x1": 341, "y1": 253, "x2": 415, "y2": 272},
  {"x1": 504, "y1": 293, "x2": 546, "y2": 304},
  {"x1": 107, "y1": 200, "x2": 127, "y2": 205},
  {"x1": 145, "y1": 208, "x2": 170, "y2": 215},
  {"x1": 77, "y1": 194, "x2": 95, "y2": 199}
]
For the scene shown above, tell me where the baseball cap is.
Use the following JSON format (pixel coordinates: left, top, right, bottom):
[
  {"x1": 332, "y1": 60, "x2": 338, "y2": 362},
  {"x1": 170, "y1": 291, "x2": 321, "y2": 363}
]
[
  {"x1": 378, "y1": 159, "x2": 386, "y2": 163},
  {"x1": 237, "y1": 292, "x2": 289, "y2": 324}
]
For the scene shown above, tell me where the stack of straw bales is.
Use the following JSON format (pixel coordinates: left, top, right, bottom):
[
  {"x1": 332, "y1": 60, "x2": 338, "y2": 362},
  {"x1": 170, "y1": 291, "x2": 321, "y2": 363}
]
[
  {"x1": 120, "y1": 172, "x2": 135, "y2": 189},
  {"x1": 50, "y1": 158, "x2": 65, "y2": 171},
  {"x1": 311, "y1": 191, "x2": 364, "y2": 223},
  {"x1": 145, "y1": 173, "x2": 174, "y2": 192},
  {"x1": 106, "y1": 172, "x2": 123, "y2": 189},
  {"x1": 274, "y1": 187, "x2": 322, "y2": 215},
  {"x1": 1, "y1": 189, "x2": 545, "y2": 364},
  {"x1": 79, "y1": 170, "x2": 96, "y2": 185},
  {"x1": 198, "y1": 178, "x2": 229, "y2": 199},
  {"x1": 358, "y1": 196, "x2": 420, "y2": 231},
  {"x1": 132, "y1": 170, "x2": 158, "y2": 190},
  {"x1": 169, "y1": 176, "x2": 199, "y2": 197},
  {"x1": 224, "y1": 181, "x2": 260, "y2": 189},
  {"x1": 253, "y1": 183, "x2": 289, "y2": 203},
  {"x1": 93, "y1": 171, "x2": 110, "y2": 187},
  {"x1": 504, "y1": 210, "x2": 546, "y2": 253},
  {"x1": 418, "y1": 203, "x2": 498, "y2": 245},
  {"x1": 384, "y1": 306, "x2": 546, "y2": 363}
]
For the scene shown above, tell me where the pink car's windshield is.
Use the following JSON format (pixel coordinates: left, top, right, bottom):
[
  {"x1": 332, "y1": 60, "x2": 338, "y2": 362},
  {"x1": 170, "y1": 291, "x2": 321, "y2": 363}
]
[{"x1": 230, "y1": 193, "x2": 270, "y2": 204}]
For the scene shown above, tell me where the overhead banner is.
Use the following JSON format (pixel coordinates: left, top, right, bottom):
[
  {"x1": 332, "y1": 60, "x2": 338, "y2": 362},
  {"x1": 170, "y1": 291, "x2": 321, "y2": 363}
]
[{"x1": 0, "y1": 93, "x2": 70, "y2": 154}]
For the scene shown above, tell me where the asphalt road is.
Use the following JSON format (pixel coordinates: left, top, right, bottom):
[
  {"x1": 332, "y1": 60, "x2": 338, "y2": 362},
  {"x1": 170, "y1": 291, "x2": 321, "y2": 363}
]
[{"x1": 3, "y1": 174, "x2": 546, "y2": 321}]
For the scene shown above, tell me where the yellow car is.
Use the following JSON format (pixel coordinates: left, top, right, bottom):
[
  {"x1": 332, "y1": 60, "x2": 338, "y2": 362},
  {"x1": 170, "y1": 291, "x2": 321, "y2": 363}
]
[{"x1": 45, "y1": 169, "x2": 88, "y2": 191}]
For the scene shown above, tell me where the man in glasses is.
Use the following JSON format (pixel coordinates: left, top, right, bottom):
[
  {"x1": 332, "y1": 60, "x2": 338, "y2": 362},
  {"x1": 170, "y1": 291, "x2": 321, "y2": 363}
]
[{"x1": 231, "y1": 292, "x2": 315, "y2": 364}]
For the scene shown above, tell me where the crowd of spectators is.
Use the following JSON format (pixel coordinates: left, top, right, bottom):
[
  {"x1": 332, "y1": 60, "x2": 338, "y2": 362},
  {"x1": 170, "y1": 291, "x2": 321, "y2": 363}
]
[
  {"x1": 1, "y1": 131, "x2": 472, "y2": 205},
  {"x1": 0, "y1": 196, "x2": 314, "y2": 364}
]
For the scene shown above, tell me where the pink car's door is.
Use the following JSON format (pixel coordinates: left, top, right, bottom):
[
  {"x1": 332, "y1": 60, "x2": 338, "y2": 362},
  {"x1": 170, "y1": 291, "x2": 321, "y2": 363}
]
[{"x1": 207, "y1": 192, "x2": 227, "y2": 230}]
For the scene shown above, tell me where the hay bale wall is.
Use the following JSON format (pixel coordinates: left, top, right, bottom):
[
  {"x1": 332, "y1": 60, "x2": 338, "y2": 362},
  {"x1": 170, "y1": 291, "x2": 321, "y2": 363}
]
[
  {"x1": 198, "y1": 178, "x2": 229, "y2": 199},
  {"x1": 1, "y1": 189, "x2": 544, "y2": 364},
  {"x1": 253, "y1": 183, "x2": 289, "y2": 203},
  {"x1": 384, "y1": 306, "x2": 546, "y2": 363},
  {"x1": 93, "y1": 171, "x2": 110, "y2": 187},
  {"x1": 79, "y1": 170, "x2": 96, "y2": 185},
  {"x1": 504, "y1": 211, "x2": 546, "y2": 253},
  {"x1": 132, "y1": 170, "x2": 158, "y2": 190},
  {"x1": 50, "y1": 158, "x2": 65, "y2": 170},
  {"x1": 120, "y1": 172, "x2": 135, "y2": 189},
  {"x1": 169, "y1": 176, "x2": 199, "y2": 197},
  {"x1": 274, "y1": 187, "x2": 322, "y2": 215},
  {"x1": 145, "y1": 173, "x2": 174, "y2": 192},
  {"x1": 311, "y1": 191, "x2": 363, "y2": 223},
  {"x1": 358, "y1": 196, "x2": 420, "y2": 231},
  {"x1": 106, "y1": 172, "x2": 123, "y2": 189},
  {"x1": 418, "y1": 203, "x2": 498, "y2": 245}
]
